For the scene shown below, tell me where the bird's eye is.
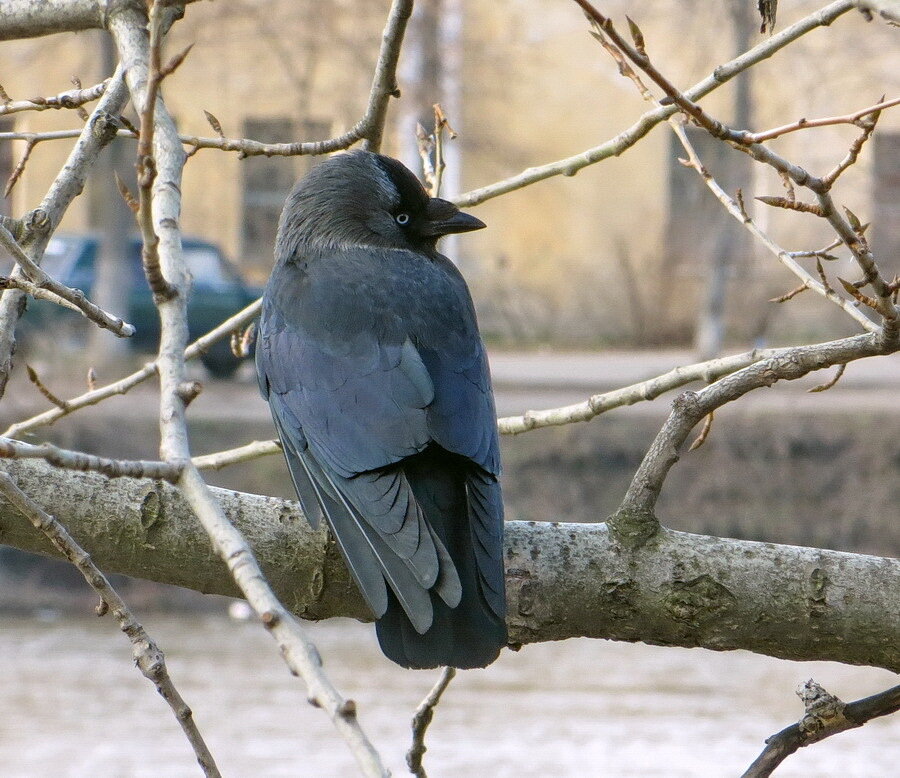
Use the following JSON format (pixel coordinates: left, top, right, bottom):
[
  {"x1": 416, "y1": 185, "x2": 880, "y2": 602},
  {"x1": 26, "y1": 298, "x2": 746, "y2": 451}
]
[{"x1": 395, "y1": 213, "x2": 410, "y2": 225}]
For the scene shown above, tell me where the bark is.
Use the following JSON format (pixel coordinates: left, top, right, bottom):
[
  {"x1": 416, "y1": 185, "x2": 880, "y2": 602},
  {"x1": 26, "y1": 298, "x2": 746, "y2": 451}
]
[{"x1": 1, "y1": 458, "x2": 897, "y2": 673}]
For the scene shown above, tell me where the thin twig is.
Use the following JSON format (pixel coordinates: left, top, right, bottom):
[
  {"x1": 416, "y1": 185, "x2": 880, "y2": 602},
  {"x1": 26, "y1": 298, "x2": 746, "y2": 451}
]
[
  {"x1": 688, "y1": 411, "x2": 714, "y2": 451},
  {"x1": 3, "y1": 297, "x2": 262, "y2": 440},
  {"x1": 0, "y1": 472, "x2": 221, "y2": 778},
  {"x1": 407, "y1": 667, "x2": 457, "y2": 778},
  {"x1": 742, "y1": 681, "x2": 900, "y2": 778},
  {"x1": 807, "y1": 363, "x2": 846, "y2": 393},
  {"x1": 0, "y1": 79, "x2": 109, "y2": 117},
  {"x1": 743, "y1": 95, "x2": 900, "y2": 142},
  {"x1": 0, "y1": 224, "x2": 135, "y2": 335},
  {"x1": 454, "y1": 0, "x2": 858, "y2": 207},
  {"x1": 0, "y1": 436, "x2": 182, "y2": 481},
  {"x1": 25, "y1": 365, "x2": 68, "y2": 410}
]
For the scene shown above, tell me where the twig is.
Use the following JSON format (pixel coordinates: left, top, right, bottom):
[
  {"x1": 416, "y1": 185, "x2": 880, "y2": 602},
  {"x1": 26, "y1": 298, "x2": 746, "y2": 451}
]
[
  {"x1": 110, "y1": 3, "x2": 389, "y2": 773},
  {"x1": 454, "y1": 0, "x2": 858, "y2": 207},
  {"x1": 742, "y1": 680, "x2": 900, "y2": 777},
  {"x1": 25, "y1": 365, "x2": 67, "y2": 409},
  {"x1": 0, "y1": 79, "x2": 109, "y2": 116},
  {"x1": 579, "y1": 4, "x2": 898, "y2": 330},
  {"x1": 192, "y1": 439, "x2": 282, "y2": 471},
  {"x1": 0, "y1": 223, "x2": 135, "y2": 336},
  {"x1": 688, "y1": 411, "x2": 714, "y2": 451},
  {"x1": 406, "y1": 667, "x2": 457, "y2": 778},
  {"x1": 135, "y1": 2, "x2": 176, "y2": 302},
  {"x1": 742, "y1": 95, "x2": 900, "y2": 143},
  {"x1": 359, "y1": 0, "x2": 414, "y2": 152},
  {"x1": 0, "y1": 436, "x2": 182, "y2": 482},
  {"x1": 0, "y1": 472, "x2": 221, "y2": 778},
  {"x1": 4, "y1": 137, "x2": 35, "y2": 197},
  {"x1": 769, "y1": 283, "x2": 808, "y2": 303},
  {"x1": 499, "y1": 347, "x2": 772, "y2": 434},
  {"x1": 807, "y1": 363, "x2": 846, "y2": 393},
  {"x1": 0, "y1": 67, "x2": 131, "y2": 400},
  {"x1": 3, "y1": 297, "x2": 262, "y2": 440},
  {"x1": 612, "y1": 331, "x2": 892, "y2": 529}
]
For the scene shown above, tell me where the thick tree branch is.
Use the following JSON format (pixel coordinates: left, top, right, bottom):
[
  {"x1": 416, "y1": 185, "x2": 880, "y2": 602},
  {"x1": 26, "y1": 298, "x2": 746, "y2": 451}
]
[
  {"x1": 1, "y1": 458, "x2": 898, "y2": 673},
  {"x1": 0, "y1": 0, "x2": 193, "y2": 41}
]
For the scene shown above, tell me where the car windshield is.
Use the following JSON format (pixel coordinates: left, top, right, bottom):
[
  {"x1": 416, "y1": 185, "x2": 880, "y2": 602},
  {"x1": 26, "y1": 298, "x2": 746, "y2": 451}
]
[{"x1": 185, "y1": 247, "x2": 236, "y2": 290}]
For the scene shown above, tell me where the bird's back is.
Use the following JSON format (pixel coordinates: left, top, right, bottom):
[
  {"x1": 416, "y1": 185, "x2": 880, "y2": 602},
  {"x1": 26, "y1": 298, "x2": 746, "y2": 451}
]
[{"x1": 258, "y1": 243, "x2": 506, "y2": 669}]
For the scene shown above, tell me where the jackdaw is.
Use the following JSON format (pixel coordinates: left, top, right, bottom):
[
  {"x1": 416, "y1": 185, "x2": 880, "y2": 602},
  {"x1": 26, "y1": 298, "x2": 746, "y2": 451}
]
[{"x1": 256, "y1": 150, "x2": 506, "y2": 669}]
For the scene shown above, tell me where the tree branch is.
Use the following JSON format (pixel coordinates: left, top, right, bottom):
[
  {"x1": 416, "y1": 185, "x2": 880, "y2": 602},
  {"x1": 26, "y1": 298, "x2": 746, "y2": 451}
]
[
  {"x1": 0, "y1": 66, "x2": 130, "y2": 399},
  {"x1": 407, "y1": 667, "x2": 456, "y2": 778},
  {"x1": 742, "y1": 681, "x2": 900, "y2": 777},
  {"x1": 0, "y1": 222, "x2": 135, "y2": 336},
  {"x1": 2, "y1": 297, "x2": 261, "y2": 440},
  {"x1": 1, "y1": 457, "x2": 899, "y2": 673},
  {"x1": 0, "y1": 78, "x2": 109, "y2": 116},
  {"x1": 0, "y1": 471, "x2": 221, "y2": 778},
  {"x1": 359, "y1": 0, "x2": 414, "y2": 152},
  {"x1": 453, "y1": 0, "x2": 858, "y2": 207},
  {"x1": 109, "y1": 4, "x2": 388, "y2": 773}
]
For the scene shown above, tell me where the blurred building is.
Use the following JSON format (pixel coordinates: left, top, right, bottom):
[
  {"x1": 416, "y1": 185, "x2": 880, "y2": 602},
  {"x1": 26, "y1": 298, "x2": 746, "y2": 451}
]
[{"x1": 1, "y1": 0, "x2": 897, "y2": 348}]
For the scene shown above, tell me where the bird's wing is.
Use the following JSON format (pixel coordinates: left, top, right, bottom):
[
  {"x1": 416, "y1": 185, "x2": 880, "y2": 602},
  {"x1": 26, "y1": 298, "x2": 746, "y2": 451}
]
[
  {"x1": 257, "y1": 265, "x2": 462, "y2": 627},
  {"x1": 419, "y1": 338, "x2": 501, "y2": 477}
]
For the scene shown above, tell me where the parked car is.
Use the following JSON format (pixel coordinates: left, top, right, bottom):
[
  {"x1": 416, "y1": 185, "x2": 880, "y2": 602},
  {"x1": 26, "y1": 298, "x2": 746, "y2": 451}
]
[{"x1": 19, "y1": 233, "x2": 259, "y2": 377}]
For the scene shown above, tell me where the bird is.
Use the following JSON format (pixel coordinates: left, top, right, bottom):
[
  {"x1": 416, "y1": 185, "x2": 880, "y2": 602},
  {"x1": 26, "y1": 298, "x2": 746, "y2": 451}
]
[{"x1": 255, "y1": 150, "x2": 506, "y2": 669}]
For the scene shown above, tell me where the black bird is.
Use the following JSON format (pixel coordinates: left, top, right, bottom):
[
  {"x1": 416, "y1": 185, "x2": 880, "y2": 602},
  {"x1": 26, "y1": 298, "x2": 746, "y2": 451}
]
[{"x1": 256, "y1": 150, "x2": 506, "y2": 669}]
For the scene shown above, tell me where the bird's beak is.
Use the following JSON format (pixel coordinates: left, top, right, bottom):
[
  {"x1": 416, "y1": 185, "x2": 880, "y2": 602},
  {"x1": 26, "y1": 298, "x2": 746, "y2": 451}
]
[{"x1": 422, "y1": 198, "x2": 486, "y2": 237}]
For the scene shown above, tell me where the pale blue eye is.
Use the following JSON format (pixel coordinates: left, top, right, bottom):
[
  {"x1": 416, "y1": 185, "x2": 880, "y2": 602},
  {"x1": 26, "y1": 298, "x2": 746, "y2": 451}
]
[{"x1": 395, "y1": 213, "x2": 410, "y2": 225}]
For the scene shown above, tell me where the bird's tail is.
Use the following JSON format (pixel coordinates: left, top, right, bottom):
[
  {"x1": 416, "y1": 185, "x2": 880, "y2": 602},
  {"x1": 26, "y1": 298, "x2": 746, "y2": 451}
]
[{"x1": 376, "y1": 447, "x2": 507, "y2": 670}]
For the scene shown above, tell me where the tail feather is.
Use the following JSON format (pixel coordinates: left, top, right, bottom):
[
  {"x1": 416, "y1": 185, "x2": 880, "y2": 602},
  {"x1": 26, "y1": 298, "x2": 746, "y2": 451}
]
[{"x1": 376, "y1": 447, "x2": 507, "y2": 669}]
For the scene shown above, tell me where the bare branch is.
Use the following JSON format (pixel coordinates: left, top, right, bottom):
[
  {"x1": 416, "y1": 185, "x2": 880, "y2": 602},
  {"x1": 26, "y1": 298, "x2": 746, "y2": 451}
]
[
  {"x1": 499, "y1": 346, "x2": 793, "y2": 435},
  {"x1": 577, "y1": 2, "x2": 898, "y2": 331},
  {"x1": 110, "y1": 2, "x2": 388, "y2": 772},
  {"x1": 193, "y1": 439, "x2": 281, "y2": 471},
  {"x1": 0, "y1": 67, "x2": 131, "y2": 399},
  {"x1": 2, "y1": 298, "x2": 262, "y2": 440},
  {"x1": 454, "y1": 0, "x2": 858, "y2": 206},
  {"x1": 746, "y1": 95, "x2": 900, "y2": 143},
  {"x1": 25, "y1": 364, "x2": 68, "y2": 409},
  {"x1": 0, "y1": 223, "x2": 135, "y2": 336},
  {"x1": 0, "y1": 472, "x2": 221, "y2": 778},
  {"x1": 742, "y1": 681, "x2": 900, "y2": 777},
  {"x1": 613, "y1": 332, "x2": 894, "y2": 528},
  {"x1": 807, "y1": 363, "x2": 846, "y2": 392},
  {"x1": 407, "y1": 668, "x2": 457, "y2": 778},
  {"x1": 359, "y1": 0, "x2": 414, "y2": 152},
  {"x1": 0, "y1": 436, "x2": 182, "y2": 481},
  {"x1": 4, "y1": 458, "x2": 900, "y2": 673},
  {"x1": 0, "y1": 79, "x2": 109, "y2": 116}
]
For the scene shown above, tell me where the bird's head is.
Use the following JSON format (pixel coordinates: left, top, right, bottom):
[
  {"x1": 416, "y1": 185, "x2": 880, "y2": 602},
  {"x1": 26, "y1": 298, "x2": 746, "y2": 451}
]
[{"x1": 275, "y1": 150, "x2": 485, "y2": 259}]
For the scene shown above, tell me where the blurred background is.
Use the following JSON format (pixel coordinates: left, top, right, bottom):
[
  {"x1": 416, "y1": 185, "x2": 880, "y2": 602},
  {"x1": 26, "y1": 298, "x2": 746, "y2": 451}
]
[{"x1": 0, "y1": 0, "x2": 898, "y2": 775}]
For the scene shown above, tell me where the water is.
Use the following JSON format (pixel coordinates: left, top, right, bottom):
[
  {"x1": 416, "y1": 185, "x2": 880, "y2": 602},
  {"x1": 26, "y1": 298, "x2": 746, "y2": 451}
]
[{"x1": 1, "y1": 613, "x2": 897, "y2": 777}]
